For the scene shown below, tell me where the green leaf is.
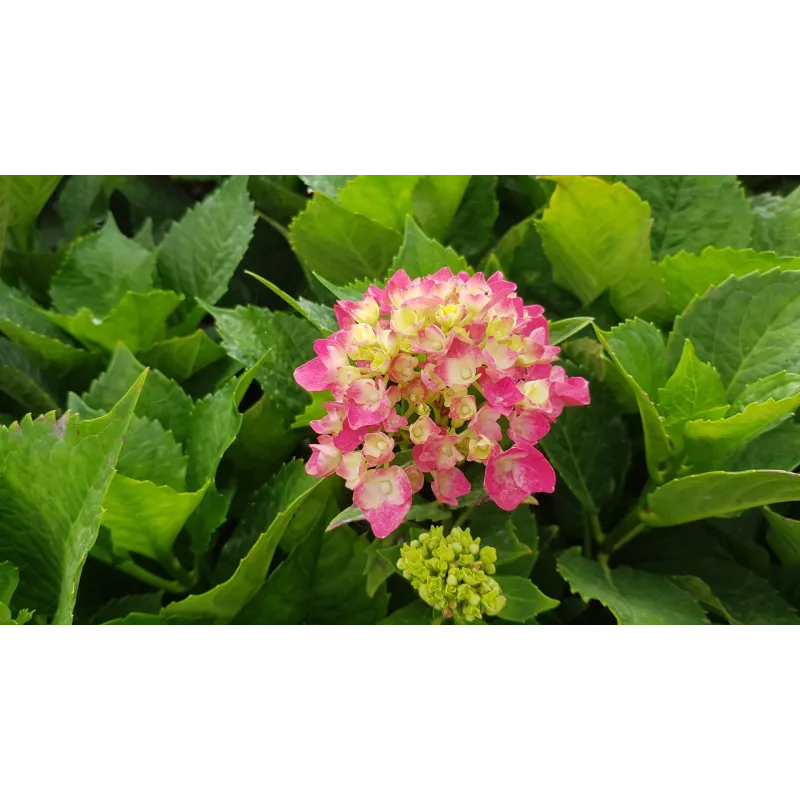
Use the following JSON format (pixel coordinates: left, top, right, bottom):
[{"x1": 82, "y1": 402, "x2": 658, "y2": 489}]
[
  {"x1": 0, "y1": 175, "x2": 61, "y2": 226},
  {"x1": 615, "y1": 176, "x2": 752, "y2": 259},
  {"x1": 412, "y1": 175, "x2": 471, "y2": 242},
  {"x1": 643, "y1": 470, "x2": 800, "y2": 527},
  {"x1": 47, "y1": 289, "x2": 183, "y2": 353},
  {"x1": 0, "y1": 562, "x2": 31, "y2": 625},
  {"x1": 548, "y1": 317, "x2": 593, "y2": 345},
  {"x1": 57, "y1": 175, "x2": 110, "y2": 235},
  {"x1": 50, "y1": 215, "x2": 156, "y2": 316},
  {"x1": 115, "y1": 415, "x2": 188, "y2": 491},
  {"x1": 299, "y1": 175, "x2": 355, "y2": 198},
  {"x1": 657, "y1": 339, "x2": 728, "y2": 429},
  {"x1": 312, "y1": 273, "x2": 374, "y2": 302},
  {"x1": 0, "y1": 370, "x2": 144, "y2": 623},
  {"x1": 661, "y1": 247, "x2": 800, "y2": 313},
  {"x1": 379, "y1": 600, "x2": 439, "y2": 625},
  {"x1": 157, "y1": 175, "x2": 256, "y2": 314},
  {"x1": 244, "y1": 271, "x2": 337, "y2": 334},
  {"x1": 730, "y1": 371, "x2": 800, "y2": 411},
  {"x1": 487, "y1": 216, "x2": 578, "y2": 317},
  {"x1": 84, "y1": 346, "x2": 194, "y2": 444},
  {"x1": 389, "y1": 215, "x2": 467, "y2": 279},
  {"x1": 289, "y1": 193, "x2": 402, "y2": 284},
  {"x1": 139, "y1": 329, "x2": 225, "y2": 381},
  {"x1": 235, "y1": 494, "x2": 388, "y2": 625},
  {"x1": 537, "y1": 175, "x2": 663, "y2": 319},
  {"x1": 764, "y1": 507, "x2": 800, "y2": 566},
  {"x1": 667, "y1": 269, "x2": 800, "y2": 399},
  {"x1": 596, "y1": 321, "x2": 672, "y2": 480},
  {"x1": 0, "y1": 338, "x2": 59, "y2": 413},
  {"x1": 469, "y1": 504, "x2": 533, "y2": 566},
  {"x1": 541, "y1": 383, "x2": 630, "y2": 513},
  {"x1": 557, "y1": 548, "x2": 708, "y2": 625},
  {"x1": 751, "y1": 187, "x2": 800, "y2": 256},
  {"x1": 291, "y1": 391, "x2": 333, "y2": 429},
  {"x1": 682, "y1": 394, "x2": 800, "y2": 472},
  {"x1": 337, "y1": 175, "x2": 420, "y2": 233},
  {"x1": 495, "y1": 575, "x2": 559, "y2": 622},
  {"x1": 102, "y1": 476, "x2": 207, "y2": 563},
  {"x1": 447, "y1": 175, "x2": 499, "y2": 259},
  {"x1": 0, "y1": 280, "x2": 89, "y2": 372},
  {"x1": 209, "y1": 304, "x2": 315, "y2": 421},
  {"x1": 731, "y1": 420, "x2": 800, "y2": 472},
  {"x1": 162, "y1": 461, "x2": 321, "y2": 622},
  {"x1": 248, "y1": 176, "x2": 308, "y2": 224}
]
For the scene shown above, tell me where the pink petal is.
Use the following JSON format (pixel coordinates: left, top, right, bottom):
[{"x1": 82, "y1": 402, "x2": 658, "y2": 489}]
[
  {"x1": 294, "y1": 357, "x2": 332, "y2": 392},
  {"x1": 484, "y1": 444, "x2": 556, "y2": 511},
  {"x1": 354, "y1": 466, "x2": 412, "y2": 538},
  {"x1": 481, "y1": 376, "x2": 524, "y2": 414},
  {"x1": 509, "y1": 409, "x2": 551, "y2": 446},
  {"x1": 432, "y1": 467, "x2": 471, "y2": 506},
  {"x1": 469, "y1": 406, "x2": 502, "y2": 442}
]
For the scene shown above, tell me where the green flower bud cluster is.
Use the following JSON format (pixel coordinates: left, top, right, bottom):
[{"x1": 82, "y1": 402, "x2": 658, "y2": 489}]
[{"x1": 396, "y1": 525, "x2": 506, "y2": 623}]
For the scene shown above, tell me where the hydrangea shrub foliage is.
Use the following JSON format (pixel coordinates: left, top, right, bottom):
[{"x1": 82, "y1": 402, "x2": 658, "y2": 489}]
[{"x1": 2, "y1": 173, "x2": 800, "y2": 625}]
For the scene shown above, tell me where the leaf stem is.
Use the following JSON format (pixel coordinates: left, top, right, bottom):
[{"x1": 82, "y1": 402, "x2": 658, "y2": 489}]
[
  {"x1": 256, "y1": 210, "x2": 289, "y2": 240},
  {"x1": 604, "y1": 504, "x2": 649, "y2": 553},
  {"x1": 116, "y1": 560, "x2": 188, "y2": 594}
]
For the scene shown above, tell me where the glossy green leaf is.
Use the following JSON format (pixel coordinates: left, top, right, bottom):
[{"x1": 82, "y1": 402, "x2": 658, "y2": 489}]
[
  {"x1": 495, "y1": 575, "x2": 559, "y2": 622},
  {"x1": 548, "y1": 317, "x2": 593, "y2": 345},
  {"x1": 162, "y1": 461, "x2": 321, "y2": 623},
  {"x1": 616, "y1": 175, "x2": 752, "y2": 259},
  {"x1": 643, "y1": 470, "x2": 800, "y2": 527},
  {"x1": 730, "y1": 371, "x2": 800, "y2": 411},
  {"x1": 289, "y1": 193, "x2": 401, "y2": 284},
  {"x1": 661, "y1": 247, "x2": 800, "y2": 313},
  {"x1": 0, "y1": 280, "x2": 89, "y2": 371},
  {"x1": 0, "y1": 338, "x2": 59, "y2": 413},
  {"x1": 209, "y1": 304, "x2": 315, "y2": 421},
  {"x1": 447, "y1": 175, "x2": 499, "y2": 259},
  {"x1": 102, "y1": 476, "x2": 207, "y2": 563},
  {"x1": 668, "y1": 269, "x2": 800, "y2": 399},
  {"x1": 248, "y1": 175, "x2": 308, "y2": 224},
  {"x1": 50, "y1": 215, "x2": 156, "y2": 316},
  {"x1": 299, "y1": 175, "x2": 355, "y2": 198},
  {"x1": 597, "y1": 322, "x2": 672, "y2": 480},
  {"x1": 0, "y1": 371, "x2": 144, "y2": 623},
  {"x1": 537, "y1": 175, "x2": 663, "y2": 319},
  {"x1": 683, "y1": 394, "x2": 800, "y2": 472},
  {"x1": 0, "y1": 175, "x2": 61, "y2": 226},
  {"x1": 468, "y1": 504, "x2": 533, "y2": 566},
  {"x1": 84, "y1": 346, "x2": 194, "y2": 444},
  {"x1": 379, "y1": 600, "x2": 439, "y2": 625},
  {"x1": 657, "y1": 339, "x2": 728, "y2": 428},
  {"x1": 157, "y1": 175, "x2": 255, "y2": 313},
  {"x1": 557, "y1": 547, "x2": 708, "y2": 625},
  {"x1": 731, "y1": 421, "x2": 800, "y2": 472},
  {"x1": 48, "y1": 289, "x2": 183, "y2": 353},
  {"x1": 338, "y1": 175, "x2": 420, "y2": 233},
  {"x1": 412, "y1": 175, "x2": 471, "y2": 241},
  {"x1": 139, "y1": 329, "x2": 225, "y2": 381},
  {"x1": 389, "y1": 215, "x2": 467, "y2": 279}
]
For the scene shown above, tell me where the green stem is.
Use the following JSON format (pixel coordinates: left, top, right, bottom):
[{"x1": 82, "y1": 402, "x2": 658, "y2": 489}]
[
  {"x1": 256, "y1": 210, "x2": 289, "y2": 240},
  {"x1": 116, "y1": 561, "x2": 188, "y2": 594},
  {"x1": 604, "y1": 504, "x2": 649, "y2": 553},
  {"x1": 454, "y1": 506, "x2": 474, "y2": 529}
]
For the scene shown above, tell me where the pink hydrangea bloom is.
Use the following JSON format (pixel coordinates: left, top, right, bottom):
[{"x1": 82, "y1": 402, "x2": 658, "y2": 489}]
[{"x1": 293, "y1": 267, "x2": 590, "y2": 537}]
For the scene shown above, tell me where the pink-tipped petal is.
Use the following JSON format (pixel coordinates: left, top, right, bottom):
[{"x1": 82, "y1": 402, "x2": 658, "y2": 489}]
[
  {"x1": 354, "y1": 466, "x2": 412, "y2": 538},
  {"x1": 509, "y1": 409, "x2": 551, "y2": 446},
  {"x1": 484, "y1": 444, "x2": 556, "y2": 511},
  {"x1": 432, "y1": 467, "x2": 471, "y2": 506}
]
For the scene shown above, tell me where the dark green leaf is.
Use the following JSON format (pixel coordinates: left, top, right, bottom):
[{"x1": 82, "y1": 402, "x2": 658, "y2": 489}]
[
  {"x1": 495, "y1": 575, "x2": 559, "y2": 622},
  {"x1": 557, "y1": 548, "x2": 708, "y2": 625},
  {"x1": 447, "y1": 175, "x2": 499, "y2": 259},
  {"x1": 139, "y1": 329, "x2": 225, "y2": 382},
  {"x1": 412, "y1": 175, "x2": 471, "y2": 242},
  {"x1": 751, "y1": 187, "x2": 800, "y2": 256}
]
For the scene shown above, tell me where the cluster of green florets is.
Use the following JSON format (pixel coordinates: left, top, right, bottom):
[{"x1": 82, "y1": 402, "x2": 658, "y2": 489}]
[{"x1": 397, "y1": 525, "x2": 506, "y2": 623}]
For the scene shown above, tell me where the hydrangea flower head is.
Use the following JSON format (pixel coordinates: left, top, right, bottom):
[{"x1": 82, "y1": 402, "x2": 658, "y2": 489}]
[{"x1": 294, "y1": 267, "x2": 589, "y2": 538}]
